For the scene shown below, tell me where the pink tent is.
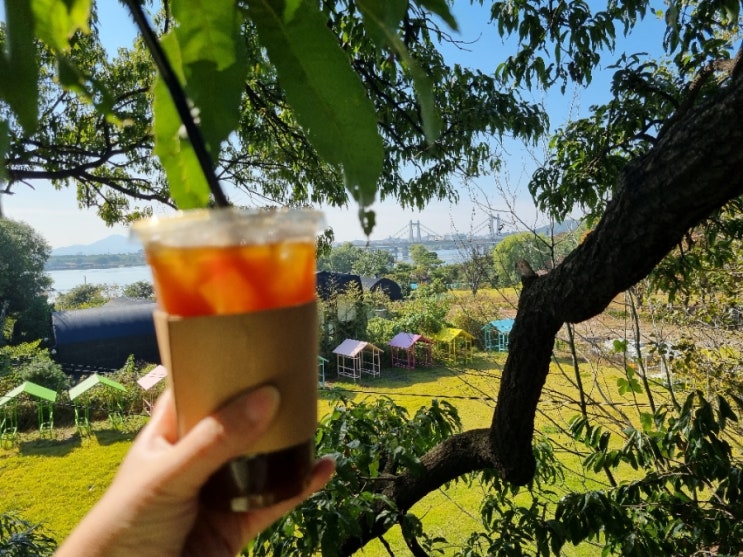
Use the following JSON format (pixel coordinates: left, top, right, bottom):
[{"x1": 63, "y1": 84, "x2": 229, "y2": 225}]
[
  {"x1": 137, "y1": 365, "x2": 167, "y2": 414},
  {"x1": 388, "y1": 332, "x2": 433, "y2": 369}
]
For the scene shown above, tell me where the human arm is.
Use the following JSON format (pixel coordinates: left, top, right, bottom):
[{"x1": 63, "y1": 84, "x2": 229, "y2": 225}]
[{"x1": 55, "y1": 385, "x2": 334, "y2": 557}]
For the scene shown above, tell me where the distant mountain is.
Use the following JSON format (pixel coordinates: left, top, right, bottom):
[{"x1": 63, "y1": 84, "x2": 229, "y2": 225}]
[{"x1": 52, "y1": 234, "x2": 143, "y2": 256}]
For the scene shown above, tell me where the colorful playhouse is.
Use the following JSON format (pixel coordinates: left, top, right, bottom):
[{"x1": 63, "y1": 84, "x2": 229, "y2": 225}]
[
  {"x1": 137, "y1": 365, "x2": 168, "y2": 415},
  {"x1": 388, "y1": 332, "x2": 434, "y2": 369},
  {"x1": 433, "y1": 327, "x2": 475, "y2": 363},
  {"x1": 482, "y1": 318, "x2": 515, "y2": 352},
  {"x1": 69, "y1": 373, "x2": 128, "y2": 432},
  {"x1": 0, "y1": 381, "x2": 57, "y2": 444},
  {"x1": 332, "y1": 339, "x2": 383, "y2": 381}
]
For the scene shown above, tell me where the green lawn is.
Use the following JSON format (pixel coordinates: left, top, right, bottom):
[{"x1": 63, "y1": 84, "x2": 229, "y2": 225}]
[{"x1": 1, "y1": 351, "x2": 657, "y2": 554}]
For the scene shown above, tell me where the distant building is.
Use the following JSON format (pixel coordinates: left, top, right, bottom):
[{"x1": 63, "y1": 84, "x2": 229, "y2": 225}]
[
  {"x1": 360, "y1": 276, "x2": 403, "y2": 301},
  {"x1": 315, "y1": 271, "x2": 363, "y2": 301},
  {"x1": 51, "y1": 298, "x2": 159, "y2": 374},
  {"x1": 315, "y1": 271, "x2": 402, "y2": 302}
]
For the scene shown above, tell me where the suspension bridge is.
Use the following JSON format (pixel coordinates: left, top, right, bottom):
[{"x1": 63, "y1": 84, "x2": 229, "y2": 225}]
[{"x1": 361, "y1": 215, "x2": 505, "y2": 260}]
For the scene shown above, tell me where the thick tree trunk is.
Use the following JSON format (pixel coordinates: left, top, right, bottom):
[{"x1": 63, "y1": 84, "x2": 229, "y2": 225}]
[
  {"x1": 339, "y1": 66, "x2": 743, "y2": 553},
  {"x1": 493, "y1": 63, "x2": 743, "y2": 483}
]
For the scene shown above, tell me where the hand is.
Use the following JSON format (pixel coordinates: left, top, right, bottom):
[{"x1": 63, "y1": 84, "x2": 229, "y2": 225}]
[{"x1": 55, "y1": 385, "x2": 335, "y2": 557}]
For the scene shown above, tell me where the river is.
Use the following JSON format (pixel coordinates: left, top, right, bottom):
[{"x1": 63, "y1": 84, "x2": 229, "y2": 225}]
[
  {"x1": 46, "y1": 248, "x2": 465, "y2": 296},
  {"x1": 48, "y1": 265, "x2": 153, "y2": 295}
]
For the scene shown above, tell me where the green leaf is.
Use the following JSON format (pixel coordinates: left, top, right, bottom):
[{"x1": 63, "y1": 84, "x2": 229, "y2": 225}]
[
  {"x1": 3, "y1": 0, "x2": 39, "y2": 133},
  {"x1": 612, "y1": 339, "x2": 628, "y2": 353},
  {"x1": 282, "y1": 0, "x2": 301, "y2": 21},
  {"x1": 245, "y1": 0, "x2": 384, "y2": 217},
  {"x1": 721, "y1": 0, "x2": 740, "y2": 23},
  {"x1": 57, "y1": 56, "x2": 120, "y2": 123},
  {"x1": 717, "y1": 394, "x2": 737, "y2": 429},
  {"x1": 357, "y1": 0, "x2": 408, "y2": 46},
  {"x1": 357, "y1": 0, "x2": 441, "y2": 144},
  {"x1": 402, "y1": 46, "x2": 441, "y2": 142},
  {"x1": 173, "y1": 0, "x2": 240, "y2": 70},
  {"x1": 152, "y1": 33, "x2": 211, "y2": 209},
  {"x1": 173, "y1": 0, "x2": 247, "y2": 158},
  {"x1": 30, "y1": 0, "x2": 91, "y2": 52},
  {"x1": 358, "y1": 208, "x2": 376, "y2": 237},
  {"x1": 639, "y1": 412, "x2": 653, "y2": 432}
]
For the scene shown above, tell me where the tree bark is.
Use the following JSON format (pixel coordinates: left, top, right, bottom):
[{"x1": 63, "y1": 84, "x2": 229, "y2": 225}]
[
  {"x1": 492, "y1": 63, "x2": 743, "y2": 484},
  {"x1": 338, "y1": 64, "x2": 743, "y2": 554},
  {"x1": 338, "y1": 428, "x2": 493, "y2": 555}
]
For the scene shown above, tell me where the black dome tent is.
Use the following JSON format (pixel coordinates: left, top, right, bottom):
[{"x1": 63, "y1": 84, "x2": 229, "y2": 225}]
[{"x1": 51, "y1": 298, "x2": 160, "y2": 373}]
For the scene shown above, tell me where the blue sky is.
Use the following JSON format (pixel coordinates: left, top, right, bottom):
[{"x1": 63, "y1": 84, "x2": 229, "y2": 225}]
[{"x1": 1, "y1": 2, "x2": 665, "y2": 248}]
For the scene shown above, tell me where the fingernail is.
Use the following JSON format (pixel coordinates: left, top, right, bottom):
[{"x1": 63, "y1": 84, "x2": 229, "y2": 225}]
[{"x1": 244, "y1": 384, "x2": 280, "y2": 424}]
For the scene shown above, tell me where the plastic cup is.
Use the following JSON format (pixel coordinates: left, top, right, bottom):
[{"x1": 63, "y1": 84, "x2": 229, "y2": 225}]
[{"x1": 131, "y1": 207, "x2": 324, "y2": 511}]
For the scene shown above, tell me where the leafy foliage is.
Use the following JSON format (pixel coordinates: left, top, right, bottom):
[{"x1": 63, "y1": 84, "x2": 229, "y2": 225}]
[
  {"x1": 1, "y1": 0, "x2": 517, "y2": 235},
  {"x1": 491, "y1": 231, "x2": 577, "y2": 287},
  {"x1": 0, "y1": 219, "x2": 52, "y2": 345},
  {"x1": 522, "y1": 0, "x2": 743, "y2": 224},
  {"x1": 459, "y1": 438, "x2": 565, "y2": 557},
  {"x1": 17, "y1": 353, "x2": 70, "y2": 393},
  {"x1": 3, "y1": 1, "x2": 743, "y2": 555},
  {"x1": 387, "y1": 289, "x2": 449, "y2": 335},
  {"x1": 318, "y1": 283, "x2": 369, "y2": 361},
  {"x1": 248, "y1": 394, "x2": 462, "y2": 556},
  {"x1": 317, "y1": 243, "x2": 395, "y2": 277},
  {"x1": 53, "y1": 283, "x2": 112, "y2": 310},
  {"x1": 559, "y1": 392, "x2": 743, "y2": 556},
  {"x1": 121, "y1": 281, "x2": 154, "y2": 300},
  {"x1": 0, "y1": 512, "x2": 57, "y2": 557}
]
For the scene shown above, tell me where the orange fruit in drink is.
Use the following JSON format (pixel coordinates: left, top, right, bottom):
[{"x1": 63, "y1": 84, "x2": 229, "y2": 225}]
[{"x1": 146, "y1": 241, "x2": 316, "y2": 317}]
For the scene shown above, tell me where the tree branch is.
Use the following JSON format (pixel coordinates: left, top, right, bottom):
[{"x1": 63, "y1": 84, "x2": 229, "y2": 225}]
[
  {"x1": 492, "y1": 58, "x2": 743, "y2": 485},
  {"x1": 339, "y1": 428, "x2": 493, "y2": 555},
  {"x1": 338, "y1": 57, "x2": 743, "y2": 554}
]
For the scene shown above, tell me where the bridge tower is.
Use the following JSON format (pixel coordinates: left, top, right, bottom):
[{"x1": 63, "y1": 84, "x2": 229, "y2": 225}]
[
  {"x1": 409, "y1": 220, "x2": 422, "y2": 242},
  {"x1": 488, "y1": 214, "x2": 503, "y2": 240}
]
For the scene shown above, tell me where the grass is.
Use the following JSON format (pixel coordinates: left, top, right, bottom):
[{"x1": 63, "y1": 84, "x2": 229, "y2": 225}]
[
  {"x1": 0, "y1": 348, "x2": 673, "y2": 555},
  {"x1": 0, "y1": 422, "x2": 143, "y2": 539}
]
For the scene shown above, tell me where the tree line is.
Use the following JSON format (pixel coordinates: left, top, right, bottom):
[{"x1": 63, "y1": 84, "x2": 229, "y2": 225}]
[{"x1": 45, "y1": 252, "x2": 147, "y2": 271}]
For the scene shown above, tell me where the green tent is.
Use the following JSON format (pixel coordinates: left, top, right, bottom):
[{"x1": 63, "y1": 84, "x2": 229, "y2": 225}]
[
  {"x1": 0, "y1": 381, "x2": 57, "y2": 439},
  {"x1": 2, "y1": 381, "x2": 57, "y2": 404},
  {"x1": 69, "y1": 374, "x2": 128, "y2": 433}
]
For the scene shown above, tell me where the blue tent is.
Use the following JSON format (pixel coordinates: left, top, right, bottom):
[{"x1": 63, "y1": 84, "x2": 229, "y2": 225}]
[{"x1": 483, "y1": 319, "x2": 515, "y2": 352}]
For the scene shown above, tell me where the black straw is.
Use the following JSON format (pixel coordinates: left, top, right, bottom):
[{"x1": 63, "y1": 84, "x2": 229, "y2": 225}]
[{"x1": 124, "y1": 0, "x2": 230, "y2": 208}]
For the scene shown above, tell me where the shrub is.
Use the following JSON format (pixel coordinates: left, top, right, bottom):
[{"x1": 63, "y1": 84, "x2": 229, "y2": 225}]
[
  {"x1": 69, "y1": 357, "x2": 161, "y2": 422},
  {"x1": 365, "y1": 316, "x2": 398, "y2": 347},
  {"x1": 389, "y1": 291, "x2": 450, "y2": 335},
  {"x1": 18, "y1": 355, "x2": 70, "y2": 393},
  {"x1": 0, "y1": 513, "x2": 57, "y2": 556}
]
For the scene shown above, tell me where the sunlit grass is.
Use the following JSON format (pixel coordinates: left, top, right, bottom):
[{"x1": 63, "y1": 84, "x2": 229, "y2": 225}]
[
  {"x1": 0, "y1": 424, "x2": 140, "y2": 540},
  {"x1": 1, "y1": 348, "x2": 677, "y2": 555}
]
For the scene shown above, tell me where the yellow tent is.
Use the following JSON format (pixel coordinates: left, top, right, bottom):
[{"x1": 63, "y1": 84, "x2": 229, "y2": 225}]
[{"x1": 433, "y1": 327, "x2": 475, "y2": 363}]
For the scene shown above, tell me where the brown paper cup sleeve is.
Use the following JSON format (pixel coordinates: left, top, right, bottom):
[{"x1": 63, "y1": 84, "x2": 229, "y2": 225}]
[{"x1": 153, "y1": 301, "x2": 318, "y2": 454}]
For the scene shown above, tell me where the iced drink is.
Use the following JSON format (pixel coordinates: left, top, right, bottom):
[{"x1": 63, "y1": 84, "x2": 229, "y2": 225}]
[{"x1": 131, "y1": 207, "x2": 323, "y2": 511}]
